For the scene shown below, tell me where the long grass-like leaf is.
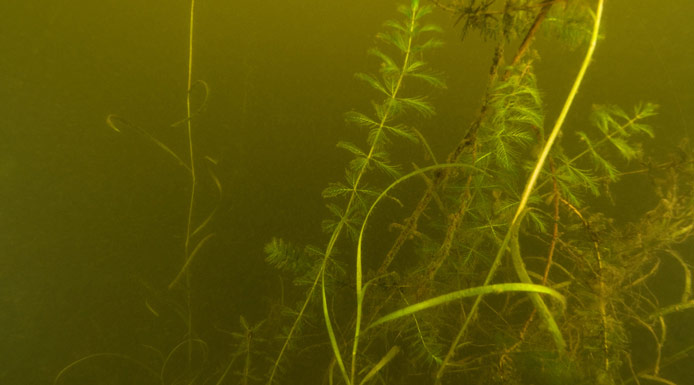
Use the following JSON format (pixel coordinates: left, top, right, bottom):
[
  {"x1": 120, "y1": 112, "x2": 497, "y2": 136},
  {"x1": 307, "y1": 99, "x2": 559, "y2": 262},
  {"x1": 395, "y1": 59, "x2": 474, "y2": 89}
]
[
  {"x1": 357, "y1": 346, "x2": 400, "y2": 385},
  {"x1": 322, "y1": 267, "x2": 350, "y2": 385},
  {"x1": 191, "y1": 158, "x2": 222, "y2": 237},
  {"x1": 509, "y1": 226, "x2": 566, "y2": 351},
  {"x1": 54, "y1": 353, "x2": 160, "y2": 385},
  {"x1": 170, "y1": 79, "x2": 210, "y2": 128},
  {"x1": 169, "y1": 232, "x2": 215, "y2": 289},
  {"x1": 369, "y1": 283, "x2": 565, "y2": 329},
  {"x1": 106, "y1": 114, "x2": 190, "y2": 172}
]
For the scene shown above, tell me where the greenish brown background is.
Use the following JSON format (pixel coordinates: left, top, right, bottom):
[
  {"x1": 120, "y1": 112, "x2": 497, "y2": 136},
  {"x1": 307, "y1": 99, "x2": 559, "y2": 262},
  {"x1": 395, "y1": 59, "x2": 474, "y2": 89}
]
[{"x1": 1, "y1": 1, "x2": 692, "y2": 383}]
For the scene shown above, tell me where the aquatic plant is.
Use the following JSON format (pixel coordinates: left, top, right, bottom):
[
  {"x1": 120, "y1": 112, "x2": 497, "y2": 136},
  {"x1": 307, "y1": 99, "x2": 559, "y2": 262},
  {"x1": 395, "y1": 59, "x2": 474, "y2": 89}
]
[
  {"x1": 261, "y1": 1, "x2": 694, "y2": 384},
  {"x1": 55, "y1": 0, "x2": 221, "y2": 383},
  {"x1": 56, "y1": 0, "x2": 694, "y2": 384}
]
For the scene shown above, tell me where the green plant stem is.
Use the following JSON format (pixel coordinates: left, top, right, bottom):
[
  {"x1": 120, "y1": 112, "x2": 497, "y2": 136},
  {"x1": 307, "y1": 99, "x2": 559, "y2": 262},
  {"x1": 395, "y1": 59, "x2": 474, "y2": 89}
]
[
  {"x1": 180, "y1": 0, "x2": 197, "y2": 365},
  {"x1": 649, "y1": 301, "x2": 694, "y2": 320},
  {"x1": 168, "y1": 0, "x2": 198, "y2": 291},
  {"x1": 434, "y1": 1, "x2": 604, "y2": 382},
  {"x1": 510, "y1": 0, "x2": 603, "y2": 229},
  {"x1": 509, "y1": 217, "x2": 566, "y2": 350},
  {"x1": 268, "y1": 7, "x2": 416, "y2": 378}
]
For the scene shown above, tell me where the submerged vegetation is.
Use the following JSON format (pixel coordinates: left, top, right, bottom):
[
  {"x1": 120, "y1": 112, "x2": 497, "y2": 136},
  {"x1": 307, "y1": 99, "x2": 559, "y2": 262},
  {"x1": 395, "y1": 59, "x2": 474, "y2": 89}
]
[{"x1": 56, "y1": 0, "x2": 694, "y2": 384}]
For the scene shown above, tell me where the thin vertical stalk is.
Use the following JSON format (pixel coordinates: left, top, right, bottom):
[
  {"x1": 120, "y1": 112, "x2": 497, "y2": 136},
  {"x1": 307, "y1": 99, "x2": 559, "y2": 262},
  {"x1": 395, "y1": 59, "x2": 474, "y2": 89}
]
[
  {"x1": 184, "y1": 0, "x2": 197, "y2": 365},
  {"x1": 185, "y1": 2, "x2": 197, "y2": 250},
  {"x1": 168, "y1": 0, "x2": 199, "y2": 292}
]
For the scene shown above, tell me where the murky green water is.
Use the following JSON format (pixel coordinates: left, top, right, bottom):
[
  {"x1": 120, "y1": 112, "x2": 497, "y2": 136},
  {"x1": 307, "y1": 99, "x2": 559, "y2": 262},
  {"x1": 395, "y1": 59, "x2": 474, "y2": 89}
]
[{"x1": 2, "y1": 1, "x2": 693, "y2": 384}]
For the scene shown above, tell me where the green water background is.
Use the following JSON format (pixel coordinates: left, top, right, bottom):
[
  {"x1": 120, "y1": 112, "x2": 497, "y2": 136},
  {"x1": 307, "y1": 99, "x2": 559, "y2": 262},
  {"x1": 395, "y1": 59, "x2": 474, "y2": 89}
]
[{"x1": 1, "y1": 0, "x2": 692, "y2": 383}]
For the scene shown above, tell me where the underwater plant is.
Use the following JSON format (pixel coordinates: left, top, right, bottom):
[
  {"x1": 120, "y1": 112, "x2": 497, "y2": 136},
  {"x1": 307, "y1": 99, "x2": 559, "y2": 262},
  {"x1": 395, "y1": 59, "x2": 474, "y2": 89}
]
[
  {"x1": 260, "y1": 1, "x2": 694, "y2": 384},
  {"x1": 55, "y1": 0, "x2": 222, "y2": 383},
  {"x1": 55, "y1": 0, "x2": 694, "y2": 384}
]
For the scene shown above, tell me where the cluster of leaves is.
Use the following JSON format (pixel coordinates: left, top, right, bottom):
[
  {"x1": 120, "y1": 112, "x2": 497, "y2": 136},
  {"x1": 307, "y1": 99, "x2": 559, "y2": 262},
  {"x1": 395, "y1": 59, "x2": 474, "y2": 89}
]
[
  {"x1": 433, "y1": 97, "x2": 668, "y2": 384},
  {"x1": 321, "y1": 0, "x2": 445, "y2": 237},
  {"x1": 374, "y1": 44, "x2": 685, "y2": 385},
  {"x1": 554, "y1": 102, "x2": 657, "y2": 206},
  {"x1": 540, "y1": 147, "x2": 694, "y2": 384},
  {"x1": 451, "y1": 0, "x2": 547, "y2": 40},
  {"x1": 481, "y1": 64, "x2": 543, "y2": 171},
  {"x1": 264, "y1": 238, "x2": 326, "y2": 287},
  {"x1": 215, "y1": 316, "x2": 269, "y2": 385},
  {"x1": 456, "y1": 62, "x2": 545, "y2": 236},
  {"x1": 542, "y1": 0, "x2": 595, "y2": 49}
]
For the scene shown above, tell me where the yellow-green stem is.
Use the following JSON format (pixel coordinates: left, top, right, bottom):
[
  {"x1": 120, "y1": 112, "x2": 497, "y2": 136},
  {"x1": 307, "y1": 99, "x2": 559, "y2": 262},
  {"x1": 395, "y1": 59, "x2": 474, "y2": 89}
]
[{"x1": 184, "y1": 0, "x2": 197, "y2": 365}]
